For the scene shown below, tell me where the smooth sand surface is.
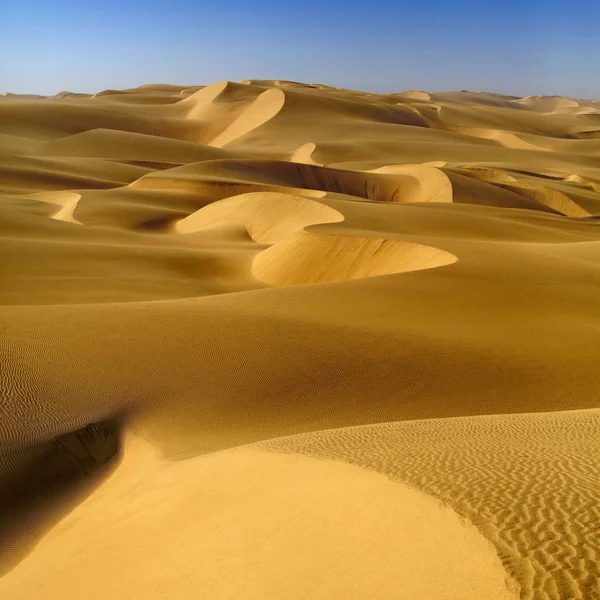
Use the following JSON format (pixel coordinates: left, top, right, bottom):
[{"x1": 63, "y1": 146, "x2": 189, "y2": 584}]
[
  {"x1": 0, "y1": 438, "x2": 517, "y2": 600},
  {"x1": 1, "y1": 81, "x2": 600, "y2": 599}
]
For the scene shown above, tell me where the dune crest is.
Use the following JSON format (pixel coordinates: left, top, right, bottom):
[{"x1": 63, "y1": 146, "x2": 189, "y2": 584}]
[
  {"x1": 253, "y1": 231, "x2": 457, "y2": 285},
  {"x1": 180, "y1": 80, "x2": 229, "y2": 117},
  {"x1": 291, "y1": 141, "x2": 319, "y2": 164},
  {"x1": 367, "y1": 164, "x2": 453, "y2": 203},
  {"x1": 210, "y1": 88, "x2": 286, "y2": 147},
  {"x1": 396, "y1": 89, "x2": 431, "y2": 101},
  {"x1": 175, "y1": 191, "x2": 343, "y2": 242},
  {"x1": 514, "y1": 95, "x2": 580, "y2": 113},
  {"x1": 25, "y1": 191, "x2": 82, "y2": 224}
]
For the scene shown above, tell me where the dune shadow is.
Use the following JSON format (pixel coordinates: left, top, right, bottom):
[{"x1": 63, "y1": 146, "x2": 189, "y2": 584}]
[{"x1": 0, "y1": 419, "x2": 123, "y2": 577}]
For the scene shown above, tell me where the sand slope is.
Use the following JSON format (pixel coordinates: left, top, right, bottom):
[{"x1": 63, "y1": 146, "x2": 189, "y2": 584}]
[
  {"x1": 263, "y1": 410, "x2": 600, "y2": 600},
  {"x1": 0, "y1": 438, "x2": 518, "y2": 600},
  {"x1": 1, "y1": 81, "x2": 600, "y2": 600}
]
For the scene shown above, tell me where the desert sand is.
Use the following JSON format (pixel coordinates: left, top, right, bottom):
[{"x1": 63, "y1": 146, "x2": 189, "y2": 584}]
[{"x1": 1, "y1": 80, "x2": 599, "y2": 600}]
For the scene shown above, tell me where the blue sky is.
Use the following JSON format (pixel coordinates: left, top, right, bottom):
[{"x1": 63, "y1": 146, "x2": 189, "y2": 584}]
[{"x1": 1, "y1": 0, "x2": 598, "y2": 97}]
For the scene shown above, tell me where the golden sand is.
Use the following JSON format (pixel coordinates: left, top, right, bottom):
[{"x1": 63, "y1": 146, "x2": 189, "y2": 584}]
[{"x1": 1, "y1": 81, "x2": 599, "y2": 599}]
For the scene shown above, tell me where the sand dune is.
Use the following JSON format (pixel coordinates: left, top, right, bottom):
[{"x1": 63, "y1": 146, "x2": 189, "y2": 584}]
[
  {"x1": 210, "y1": 88, "x2": 286, "y2": 147},
  {"x1": 175, "y1": 191, "x2": 343, "y2": 241},
  {"x1": 290, "y1": 141, "x2": 319, "y2": 164},
  {"x1": 263, "y1": 409, "x2": 600, "y2": 600},
  {"x1": 1, "y1": 80, "x2": 600, "y2": 600},
  {"x1": 514, "y1": 95, "x2": 580, "y2": 113},
  {"x1": 0, "y1": 439, "x2": 518, "y2": 600},
  {"x1": 253, "y1": 232, "x2": 457, "y2": 285},
  {"x1": 30, "y1": 128, "x2": 242, "y2": 166},
  {"x1": 396, "y1": 89, "x2": 431, "y2": 101},
  {"x1": 24, "y1": 191, "x2": 82, "y2": 224}
]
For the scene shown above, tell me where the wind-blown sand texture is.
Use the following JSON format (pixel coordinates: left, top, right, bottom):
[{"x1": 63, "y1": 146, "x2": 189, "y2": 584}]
[{"x1": 1, "y1": 81, "x2": 600, "y2": 600}]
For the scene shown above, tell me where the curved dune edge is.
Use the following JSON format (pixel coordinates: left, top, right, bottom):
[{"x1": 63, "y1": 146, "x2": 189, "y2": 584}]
[
  {"x1": 0, "y1": 438, "x2": 517, "y2": 600},
  {"x1": 367, "y1": 164, "x2": 453, "y2": 203},
  {"x1": 210, "y1": 88, "x2": 286, "y2": 148},
  {"x1": 91, "y1": 89, "x2": 128, "y2": 98},
  {"x1": 513, "y1": 95, "x2": 579, "y2": 113},
  {"x1": 291, "y1": 142, "x2": 320, "y2": 165},
  {"x1": 131, "y1": 158, "x2": 456, "y2": 204},
  {"x1": 25, "y1": 191, "x2": 82, "y2": 224},
  {"x1": 261, "y1": 409, "x2": 600, "y2": 600},
  {"x1": 253, "y1": 231, "x2": 457, "y2": 286},
  {"x1": 441, "y1": 125, "x2": 551, "y2": 151},
  {"x1": 129, "y1": 160, "x2": 330, "y2": 201},
  {"x1": 483, "y1": 130, "x2": 551, "y2": 152},
  {"x1": 566, "y1": 174, "x2": 600, "y2": 193},
  {"x1": 28, "y1": 129, "x2": 238, "y2": 165},
  {"x1": 450, "y1": 169, "x2": 590, "y2": 216},
  {"x1": 180, "y1": 80, "x2": 229, "y2": 118},
  {"x1": 457, "y1": 167, "x2": 518, "y2": 184},
  {"x1": 501, "y1": 183, "x2": 591, "y2": 217},
  {"x1": 396, "y1": 90, "x2": 431, "y2": 101},
  {"x1": 175, "y1": 191, "x2": 343, "y2": 243}
]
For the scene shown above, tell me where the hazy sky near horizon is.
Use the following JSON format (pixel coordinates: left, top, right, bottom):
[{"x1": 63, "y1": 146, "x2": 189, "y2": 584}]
[{"x1": 1, "y1": 0, "x2": 599, "y2": 97}]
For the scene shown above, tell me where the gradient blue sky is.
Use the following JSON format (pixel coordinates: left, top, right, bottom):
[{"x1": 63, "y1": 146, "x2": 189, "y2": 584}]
[{"x1": 1, "y1": 0, "x2": 599, "y2": 97}]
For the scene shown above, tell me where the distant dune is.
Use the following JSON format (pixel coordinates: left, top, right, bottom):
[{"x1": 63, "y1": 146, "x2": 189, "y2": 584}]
[{"x1": 1, "y1": 80, "x2": 599, "y2": 600}]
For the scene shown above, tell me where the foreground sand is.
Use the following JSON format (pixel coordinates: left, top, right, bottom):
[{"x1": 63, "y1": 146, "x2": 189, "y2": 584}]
[{"x1": 1, "y1": 81, "x2": 600, "y2": 599}]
